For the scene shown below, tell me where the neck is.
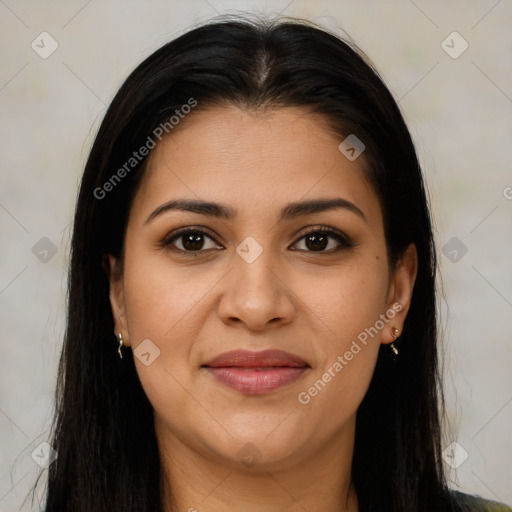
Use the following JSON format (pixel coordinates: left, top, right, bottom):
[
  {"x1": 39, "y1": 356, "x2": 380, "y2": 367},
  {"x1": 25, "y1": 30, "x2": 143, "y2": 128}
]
[{"x1": 158, "y1": 417, "x2": 358, "y2": 512}]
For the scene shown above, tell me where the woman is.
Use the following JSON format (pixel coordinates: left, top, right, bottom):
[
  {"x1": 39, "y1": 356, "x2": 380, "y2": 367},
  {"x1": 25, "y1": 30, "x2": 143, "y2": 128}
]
[{"x1": 34, "y1": 14, "x2": 511, "y2": 512}]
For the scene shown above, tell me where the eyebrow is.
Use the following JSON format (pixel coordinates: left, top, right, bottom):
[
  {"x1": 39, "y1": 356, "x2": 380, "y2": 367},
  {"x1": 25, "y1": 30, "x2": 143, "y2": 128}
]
[{"x1": 145, "y1": 197, "x2": 366, "y2": 224}]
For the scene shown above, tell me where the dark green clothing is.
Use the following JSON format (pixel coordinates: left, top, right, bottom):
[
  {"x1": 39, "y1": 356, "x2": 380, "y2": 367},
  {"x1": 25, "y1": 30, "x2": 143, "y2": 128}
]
[
  {"x1": 40, "y1": 490, "x2": 512, "y2": 511},
  {"x1": 450, "y1": 490, "x2": 512, "y2": 511}
]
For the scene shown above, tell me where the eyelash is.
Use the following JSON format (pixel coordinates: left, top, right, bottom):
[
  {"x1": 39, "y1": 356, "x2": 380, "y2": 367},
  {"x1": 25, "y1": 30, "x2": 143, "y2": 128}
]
[{"x1": 159, "y1": 225, "x2": 355, "y2": 257}]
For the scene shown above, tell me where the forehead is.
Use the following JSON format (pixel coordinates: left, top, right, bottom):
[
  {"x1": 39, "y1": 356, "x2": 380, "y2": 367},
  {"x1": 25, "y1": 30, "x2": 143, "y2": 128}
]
[{"x1": 131, "y1": 105, "x2": 381, "y2": 226}]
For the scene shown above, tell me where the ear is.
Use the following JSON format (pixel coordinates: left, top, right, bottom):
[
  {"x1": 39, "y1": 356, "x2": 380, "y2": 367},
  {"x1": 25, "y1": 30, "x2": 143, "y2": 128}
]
[
  {"x1": 102, "y1": 254, "x2": 131, "y2": 347},
  {"x1": 382, "y1": 243, "x2": 418, "y2": 345}
]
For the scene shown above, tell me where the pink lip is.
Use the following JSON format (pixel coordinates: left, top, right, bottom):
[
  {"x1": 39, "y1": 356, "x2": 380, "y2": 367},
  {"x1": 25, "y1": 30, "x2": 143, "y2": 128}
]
[{"x1": 202, "y1": 349, "x2": 310, "y2": 395}]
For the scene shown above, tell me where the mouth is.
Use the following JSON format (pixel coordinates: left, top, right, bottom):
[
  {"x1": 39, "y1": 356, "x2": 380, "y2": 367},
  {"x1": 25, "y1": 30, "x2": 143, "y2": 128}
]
[{"x1": 201, "y1": 349, "x2": 310, "y2": 395}]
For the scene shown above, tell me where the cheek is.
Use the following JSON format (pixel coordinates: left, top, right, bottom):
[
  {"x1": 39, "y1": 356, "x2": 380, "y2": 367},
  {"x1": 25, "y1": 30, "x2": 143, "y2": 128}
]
[
  {"x1": 296, "y1": 255, "x2": 390, "y2": 344},
  {"x1": 293, "y1": 256, "x2": 389, "y2": 412},
  {"x1": 122, "y1": 245, "x2": 215, "y2": 342},
  {"x1": 120, "y1": 249, "x2": 210, "y2": 390}
]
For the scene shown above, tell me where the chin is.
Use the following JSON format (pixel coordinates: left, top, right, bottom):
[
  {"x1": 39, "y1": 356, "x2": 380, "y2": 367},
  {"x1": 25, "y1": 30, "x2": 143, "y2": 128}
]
[{"x1": 198, "y1": 426, "x2": 309, "y2": 472}]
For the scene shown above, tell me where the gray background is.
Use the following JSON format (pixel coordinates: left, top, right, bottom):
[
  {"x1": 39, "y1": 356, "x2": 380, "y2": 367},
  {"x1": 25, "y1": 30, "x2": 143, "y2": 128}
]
[{"x1": 1, "y1": 1, "x2": 511, "y2": 510}]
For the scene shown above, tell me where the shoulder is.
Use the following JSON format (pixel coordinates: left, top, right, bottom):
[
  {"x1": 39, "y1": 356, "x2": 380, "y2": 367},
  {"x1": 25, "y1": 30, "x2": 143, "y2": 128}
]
[{"x1": 450, "y1": 490, "x2": 512, "y2": 512}]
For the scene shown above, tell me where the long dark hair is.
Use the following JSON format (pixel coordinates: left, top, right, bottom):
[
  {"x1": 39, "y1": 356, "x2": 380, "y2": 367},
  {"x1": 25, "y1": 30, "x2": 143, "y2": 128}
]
[{"x1": 32, "y1": 14, "x2": 457, "y2": 511}]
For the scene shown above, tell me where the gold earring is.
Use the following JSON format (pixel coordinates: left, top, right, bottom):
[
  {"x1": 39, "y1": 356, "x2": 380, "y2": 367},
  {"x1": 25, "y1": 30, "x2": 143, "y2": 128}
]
[
  {"x1": 117, "y1": 332, "x2": 124, "y2": 359},
  {"x1": 390, "y1": 327, "x2": 400, "y2": 357}
]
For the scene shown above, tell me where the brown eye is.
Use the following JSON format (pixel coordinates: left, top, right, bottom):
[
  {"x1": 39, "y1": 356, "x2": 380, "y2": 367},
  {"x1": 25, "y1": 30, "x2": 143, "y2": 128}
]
[
  {"x1": 162, "y1": 229, "x2": 222, "y2": 254},
  {"x1": 161, "y1": 225, "x2": 354, "y2": 256},
  {"x1": 304, "y1": 232, "x2": 329, "y2": 251},
  {"x1": 291, "y1": 227, "x2": 354, "y2": 253}
]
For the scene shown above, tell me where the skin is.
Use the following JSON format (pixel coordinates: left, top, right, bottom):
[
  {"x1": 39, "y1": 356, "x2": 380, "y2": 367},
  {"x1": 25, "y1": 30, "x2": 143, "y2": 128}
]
[{"x1": 105, "y1": 105, "x2": 417, "y2": 512}]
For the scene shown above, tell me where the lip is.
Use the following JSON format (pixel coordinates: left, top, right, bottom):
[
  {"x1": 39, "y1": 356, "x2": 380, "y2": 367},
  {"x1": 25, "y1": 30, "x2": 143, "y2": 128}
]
[
  {"x1": 204, "y1": 349, "x2": 309, "y2": 368},
  {"x1": 202, "y1": 349, "x2": 310, "y2": 395}
]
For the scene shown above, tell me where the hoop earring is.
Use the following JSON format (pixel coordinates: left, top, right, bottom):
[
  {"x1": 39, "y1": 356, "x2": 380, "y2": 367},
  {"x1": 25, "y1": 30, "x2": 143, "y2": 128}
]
[
  {"x1": 390, "y1": 327, "x2": 400, "y2": 360},
  {"x1": 117, "y1": 332, "x2": 124, "y2": 359}
]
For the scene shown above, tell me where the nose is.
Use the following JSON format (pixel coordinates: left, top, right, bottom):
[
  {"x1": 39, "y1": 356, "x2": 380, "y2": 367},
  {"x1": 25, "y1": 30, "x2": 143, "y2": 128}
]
[{"x1": 217, "y1": 245, "x2": 296, "y2": 332}]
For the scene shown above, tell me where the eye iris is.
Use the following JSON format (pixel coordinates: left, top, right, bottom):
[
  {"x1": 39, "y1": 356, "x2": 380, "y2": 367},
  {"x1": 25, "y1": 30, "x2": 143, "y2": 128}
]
[
  {"x1": 182, "y1": 233, "x2": 204, "y2": 251},
  {"x1": 305, "y1": 233, "x2": 328, "y2": 251}
]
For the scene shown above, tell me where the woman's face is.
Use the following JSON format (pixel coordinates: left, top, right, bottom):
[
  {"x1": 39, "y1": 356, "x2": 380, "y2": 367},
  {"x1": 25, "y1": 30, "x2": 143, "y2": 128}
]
[{"x1": 107, "y1": 105, "x2": 416, "y2": 471}]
